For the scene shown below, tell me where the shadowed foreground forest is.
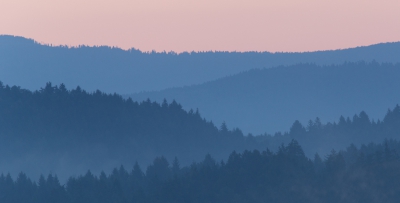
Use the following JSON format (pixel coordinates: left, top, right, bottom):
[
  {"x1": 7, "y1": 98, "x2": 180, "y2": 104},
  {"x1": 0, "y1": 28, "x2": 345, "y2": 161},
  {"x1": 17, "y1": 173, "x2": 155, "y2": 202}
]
[
  {"x1": 1, "y1": 81, "x2": 400, "y2": 180},
  {"x1": 1, "y1": 140, "x2": 400, "y2": 203}
]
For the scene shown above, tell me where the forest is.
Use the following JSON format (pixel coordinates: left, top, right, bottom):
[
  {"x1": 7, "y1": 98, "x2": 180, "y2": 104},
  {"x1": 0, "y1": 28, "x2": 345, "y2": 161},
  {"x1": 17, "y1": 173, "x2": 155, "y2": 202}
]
[
  {"x1": 2, "y1": 1, "x2": 400, "y2": 202},
  {"x1": 260, "y1": 103, "x2": 400, "y2": 157},
  {"x1": 0, "y1": 81, "x2": 251, "y2": 180},
  {"x1": 2, "y1": 35, "x2": 400, "y2": 94},
  {"x1": 1, "y1": 139, "x2": 400, "y2": 203},
  {"x1": 1, "y1": 80, "x2": 400, "y2": 182},
  {"x1": 130, "y1": 61, "x2": 400, "y2": 134}
]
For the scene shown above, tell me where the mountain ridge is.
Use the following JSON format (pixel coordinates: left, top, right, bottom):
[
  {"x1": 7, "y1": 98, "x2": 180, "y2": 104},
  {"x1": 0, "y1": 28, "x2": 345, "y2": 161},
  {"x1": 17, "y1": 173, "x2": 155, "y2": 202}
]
[
  {"x1": 2, "y1": 34, "x2": 400, "y2": 54},
  {"x1": 2, "y1": 35, "x2": 400, "y2": 94},
  {"x1": 129, "y1": 62, "x2": 400, "y2": 134}
]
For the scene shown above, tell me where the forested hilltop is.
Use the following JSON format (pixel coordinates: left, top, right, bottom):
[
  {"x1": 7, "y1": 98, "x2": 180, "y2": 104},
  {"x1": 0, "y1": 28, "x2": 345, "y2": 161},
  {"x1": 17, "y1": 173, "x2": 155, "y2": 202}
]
[
  {"x1": 260, "y1": 104, "x2": 400, "y2": 157},
  {"x1": 1, "y1": 81, "x2": 400, "y2": 181},
  {"x1": 1, "y1": 35, "x2": 400, "y2": 93},
  {"x1": 2, "y1": 140, "x2": 400, "y2": 203},
  {"x1": 130, "y1": 61, "x2": 400, "y2": 134},
  {"x1": 0, "y1": 81, "x2": 253, "y2": 180}
]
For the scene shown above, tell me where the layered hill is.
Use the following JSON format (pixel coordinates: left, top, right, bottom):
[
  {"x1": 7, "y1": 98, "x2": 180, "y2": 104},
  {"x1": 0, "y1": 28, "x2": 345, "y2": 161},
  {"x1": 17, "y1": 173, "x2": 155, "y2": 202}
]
[
  {"x1": 2, "y1": 81, "x2": 400, "y2": 181},
  {"x1": 4, "y1": 140, "x2": 400, "y2": 203},
  {"x1": 130, "y1": 62, "x2": 400, "y2": 134},
  {"x1": 2, "y1": 35, "x2": 400, "y2": 94},
  {"x1": 0, "y1": 82, "x2": 257, "y2": 181}
]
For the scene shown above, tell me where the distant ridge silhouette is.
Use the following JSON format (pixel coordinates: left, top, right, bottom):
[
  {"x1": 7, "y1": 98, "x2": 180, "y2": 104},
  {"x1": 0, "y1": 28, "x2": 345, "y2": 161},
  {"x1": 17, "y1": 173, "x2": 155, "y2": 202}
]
[
  {"x1": 129, "y1": 62, "x2": 400, "y2": 134},
  {"x1": 1, "y1": 35, "x2": 400, "y2": 94}
]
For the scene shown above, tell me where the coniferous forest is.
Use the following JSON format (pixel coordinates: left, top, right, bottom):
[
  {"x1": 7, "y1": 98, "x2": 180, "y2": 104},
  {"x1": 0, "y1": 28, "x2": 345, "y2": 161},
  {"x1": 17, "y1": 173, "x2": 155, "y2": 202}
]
[
  {"x1": 1, "y1": 81, "x2": 400, "y2": 174},
  {"x1": 1, "y1": 5, "x2": 400, "y2": 201},
  {"x1": 2, "y1": 35, "x2": 400, "y2": 94},
  {"x1": 0, "y1": 81, "x2": 254, "y2": 180},
  {"x1": 2, "y1": 140, "x2": 400, "y2": 203},
  {"x1": 130, "y1": 61, "x2": 400, "y2": 134},
  {"x1": 1, "y1": 62, "x2": 400, "y2": 202}
]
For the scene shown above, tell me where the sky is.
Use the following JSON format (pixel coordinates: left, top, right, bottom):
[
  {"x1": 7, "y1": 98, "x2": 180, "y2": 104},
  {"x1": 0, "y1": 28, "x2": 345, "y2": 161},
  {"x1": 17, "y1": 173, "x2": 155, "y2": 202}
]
[{"x1": 1, "y1": 0, "x2": 400, "y2": 53}]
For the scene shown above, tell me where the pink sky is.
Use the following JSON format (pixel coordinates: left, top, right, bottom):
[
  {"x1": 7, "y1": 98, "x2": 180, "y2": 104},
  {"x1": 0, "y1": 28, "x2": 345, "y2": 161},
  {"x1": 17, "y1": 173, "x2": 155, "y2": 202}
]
[{"x1": 1, "y1": 0, "x2": 400, "y2": 53}]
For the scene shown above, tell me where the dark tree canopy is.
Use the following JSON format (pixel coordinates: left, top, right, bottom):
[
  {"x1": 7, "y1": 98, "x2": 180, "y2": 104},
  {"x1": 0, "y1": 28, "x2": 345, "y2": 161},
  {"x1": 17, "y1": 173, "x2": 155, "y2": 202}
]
[
  {"x1": 2, "y1": 140, "x2": 400, "y2": 203},
  {"x1": 2, "y1": 81, "x2": 400, "y2": 181},
  {"x1": 0, "y1": 81, "x2": 259, "y2": 180}
]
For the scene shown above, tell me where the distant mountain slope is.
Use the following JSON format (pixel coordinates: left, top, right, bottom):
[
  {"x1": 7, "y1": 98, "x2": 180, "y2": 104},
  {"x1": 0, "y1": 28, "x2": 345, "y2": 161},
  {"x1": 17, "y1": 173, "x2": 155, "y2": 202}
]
[
  {"x1": 1, "y1": 35, "x2": 400, "y2": 94},
  {"x1": 129, "y1": 62, "x2": 400, "y2": 134}
]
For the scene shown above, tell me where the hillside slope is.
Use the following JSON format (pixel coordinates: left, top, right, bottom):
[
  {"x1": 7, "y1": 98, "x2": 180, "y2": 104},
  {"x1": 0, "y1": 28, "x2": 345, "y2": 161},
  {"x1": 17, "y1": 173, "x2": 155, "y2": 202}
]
[
  {"x1": 2, "y1": 35, "x2": 400, "y2": 94},
  {"x1": 0, "y1": 82, "x2": 253, "y2": 180},
  {"x1": 130, "y1": 62, "x2": 400, "y2": 134},
  {"x1": 2, "y1": 80, "x2": 400, "y2": 181}
]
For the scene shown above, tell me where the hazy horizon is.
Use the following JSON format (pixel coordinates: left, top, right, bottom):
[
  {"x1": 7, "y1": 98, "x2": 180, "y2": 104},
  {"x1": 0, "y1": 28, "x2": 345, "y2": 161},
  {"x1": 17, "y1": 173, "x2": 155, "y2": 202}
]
[
  {"x1": 1, "y1": 0, "x2": 400, "y2": 53},
  {"x1": 2, "y1": 1, "x2": 400, "y2": 202},
  {"x1": 3, "y1": 34, "x2": 400, "y2": 54}
]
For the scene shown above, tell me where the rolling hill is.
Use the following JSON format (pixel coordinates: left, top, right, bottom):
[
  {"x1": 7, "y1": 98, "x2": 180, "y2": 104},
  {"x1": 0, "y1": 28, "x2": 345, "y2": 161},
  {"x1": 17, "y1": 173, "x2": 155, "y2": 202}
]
[
  {"x1": 1, "y1": 35, "x2": 400, "y2": 94},
  {"x1": 129, "y1": 62, "x2": 400, "y2": 134}
]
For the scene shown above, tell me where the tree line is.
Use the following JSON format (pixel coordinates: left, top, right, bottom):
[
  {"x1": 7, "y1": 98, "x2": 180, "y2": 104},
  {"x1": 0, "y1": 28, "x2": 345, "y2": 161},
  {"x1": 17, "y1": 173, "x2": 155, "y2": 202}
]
[
  {"x1": 256, "y1": 104, "x2": 400, "y2": 156},
  {"x1": 1, "y1": 140, "x2": 400, "y2": 203},
  {"x1": 0, "y1": 81, "x2": 251, "y2": 180},
  {"x1": 1, "y1": 80, "x2": 400, "y2": 178}
]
